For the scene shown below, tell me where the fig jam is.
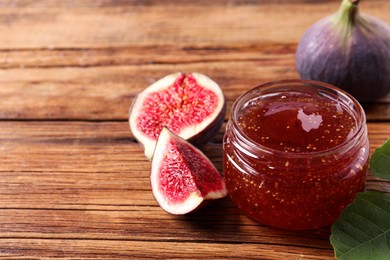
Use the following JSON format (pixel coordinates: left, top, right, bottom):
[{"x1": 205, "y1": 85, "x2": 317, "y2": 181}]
[{"x1": 223, "y1": 80, "x2": 369, "y2": 230}]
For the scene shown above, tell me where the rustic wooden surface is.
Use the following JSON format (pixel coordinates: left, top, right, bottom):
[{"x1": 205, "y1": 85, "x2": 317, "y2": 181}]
[{"x1": 1, "y1": 0, "x2": 390, "y2": 258}]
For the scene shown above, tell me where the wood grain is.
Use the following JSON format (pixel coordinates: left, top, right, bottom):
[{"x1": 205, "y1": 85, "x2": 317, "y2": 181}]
[
  {"x1": 0, "y1": 120, "x2": 335, "y2": 258},
  {"x1": 0, "y1": 0, "x2": 389, "y2": 49},
  {"x1": 0, "y1": 240, "x2": 335, "y2": 259},
  {"x1": 0, "y1": 63, "x2": 389, "y2": 120},
  {"x1": 1, "y1": 0, "x2": 390, "y2": 258},
  {"x1": 0, "y1": 120, "x2": 388, "y2": 258},
  {"x1": 0, "y1": 0, "x2": 388, "y2": 121}
]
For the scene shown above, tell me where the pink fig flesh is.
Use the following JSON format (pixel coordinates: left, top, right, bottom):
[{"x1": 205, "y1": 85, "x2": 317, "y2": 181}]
[
  {"x1": 129, "y1": 72, "x2": 226, "y2": 159},
  {"x1": 151, "y1": 127, "x2": 227, "y2": 215}
]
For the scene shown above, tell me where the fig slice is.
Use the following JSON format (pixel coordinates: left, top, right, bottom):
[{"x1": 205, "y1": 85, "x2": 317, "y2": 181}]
[
  {"x1": 151, "y1": 127, "x2": 227, "y2": 215},
  {"x1": 129, "y1": 72, "x2": 226, "y2": 159}
]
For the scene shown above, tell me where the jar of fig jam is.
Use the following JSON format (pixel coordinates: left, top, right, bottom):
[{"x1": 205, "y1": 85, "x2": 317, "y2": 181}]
[{"x1": 223, "y1": 80, "x2": 369, "y2": 230}]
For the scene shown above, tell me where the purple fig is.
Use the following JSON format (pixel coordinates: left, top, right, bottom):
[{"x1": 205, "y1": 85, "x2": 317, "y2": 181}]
[
  {"x1": 129, "y1": 72, "x2": 226, "y2": 159},
  {"x1": 296, "y1": 0, "x2": 390, "y2": 102}
]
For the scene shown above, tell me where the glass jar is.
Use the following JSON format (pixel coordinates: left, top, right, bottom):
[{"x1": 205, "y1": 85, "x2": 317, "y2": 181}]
[{"x1": 223, "y1": 80, "x2": 369, "y2": 230}]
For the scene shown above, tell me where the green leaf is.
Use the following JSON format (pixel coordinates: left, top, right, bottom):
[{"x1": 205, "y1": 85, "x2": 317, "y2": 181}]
[
  {"x1": 370, "y1": 138, "x2": 390, "y2": 180},
  {"x1": 330, "y1": 191, "x2": 390, "y2": 260}
]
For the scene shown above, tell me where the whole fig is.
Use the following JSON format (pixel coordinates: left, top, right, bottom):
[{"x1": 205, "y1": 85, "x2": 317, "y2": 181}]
[{"x1": 296, "y1": 0, "x2": 390, "y2": 102}]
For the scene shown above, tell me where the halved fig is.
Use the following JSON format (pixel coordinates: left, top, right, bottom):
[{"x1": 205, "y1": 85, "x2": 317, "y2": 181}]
[
  {"x1": 129, "y1": 72, "x2": 226, "y2": 159},
  {"x1": 151, "y1": 127, "x2": 227, "y2": 215}
]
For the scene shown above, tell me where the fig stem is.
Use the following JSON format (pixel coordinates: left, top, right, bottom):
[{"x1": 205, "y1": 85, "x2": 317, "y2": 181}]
[{"x1": 334, "y1": 0, "x2": 359, "y2": 27}]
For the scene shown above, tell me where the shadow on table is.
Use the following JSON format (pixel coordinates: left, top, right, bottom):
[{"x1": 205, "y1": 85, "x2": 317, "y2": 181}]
[
  {"x1": 175, "y1": 196, "x2": 332, "y2": 249},
  {"x1": 176, "y1": 197, "x2": 241, "y2": 236}
]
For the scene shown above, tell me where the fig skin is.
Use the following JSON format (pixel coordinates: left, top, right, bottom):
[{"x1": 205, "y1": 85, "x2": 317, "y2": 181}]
[
  {"x1": 296, "y1": 0, "x2": 390, "y2": 102},
  {"x1": 188, "y1": 100, "x2": 226, "y2": 146},
  {"x1": 129, "y1": 72, "x2": 226, "y2": 159}
]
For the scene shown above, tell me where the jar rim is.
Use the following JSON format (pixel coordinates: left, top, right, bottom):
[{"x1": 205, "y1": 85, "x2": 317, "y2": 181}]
[{"x1": 230, "y1": 79, "x2": 367, "y2": 158}]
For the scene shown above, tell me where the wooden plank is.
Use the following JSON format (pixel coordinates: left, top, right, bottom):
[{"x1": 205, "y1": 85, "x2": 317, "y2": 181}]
[
  {"x1": 0, "y1": 122, "x2": 387, "y2": 258},
  {"x1": 0, "y1": 120, "x2": 335, "y2": 258},
  {"x1": 0, "y1": 60, "x2": 295, "y2": 120},
  {"x1": 0, "y1": 61, "x2": 389, "y2": 120},
  {"x1": 0, "y1": 44, "x2": 295, "y2": 69},
  {"x1": 0, "y1": 239, "x2": 334, "y2": 259},
  {"x1": 0, "y1": 0, "x2": 389, "y2": 120},
  {"x1": 0, "y1": 0, "x2": 343, "y2": 8},
  {"x1": 0, "y1": 1, "x2": 389, "y2": 49},
  {"x1": 0, "y1": 204, "x2": 332, "y2": 247},
  {"x1": 0, "y1": 121, "x2": 388, "y2": 210},
  {"x1": 1, "y1": 121, "x2": 389, "y2": 159},
  {"x1": 1, "y1": 120, "x2": 389, "y2": 147}
]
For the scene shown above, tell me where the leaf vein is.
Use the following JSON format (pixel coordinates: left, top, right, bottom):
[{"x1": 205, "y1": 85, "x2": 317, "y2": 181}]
[
  {"x1": 359, "y1": 196, "x2": 390, "y2": 220},
  {"x1": 349, "y1": 210, "x2": 385, "y2": 233},
  {"x1": 340, "y1": 229, "x2": 390, "y2": 257}
]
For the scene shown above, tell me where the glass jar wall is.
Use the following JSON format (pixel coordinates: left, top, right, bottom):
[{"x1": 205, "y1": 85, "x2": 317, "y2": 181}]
[{"x1": 223, "y1": 80, "x2": 369, "y2": 230}]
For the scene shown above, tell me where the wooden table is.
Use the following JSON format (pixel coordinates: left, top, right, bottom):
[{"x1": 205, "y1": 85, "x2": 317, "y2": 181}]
[{"x1": 1, "y1": 0, "x2": 389, "y2": 258}]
